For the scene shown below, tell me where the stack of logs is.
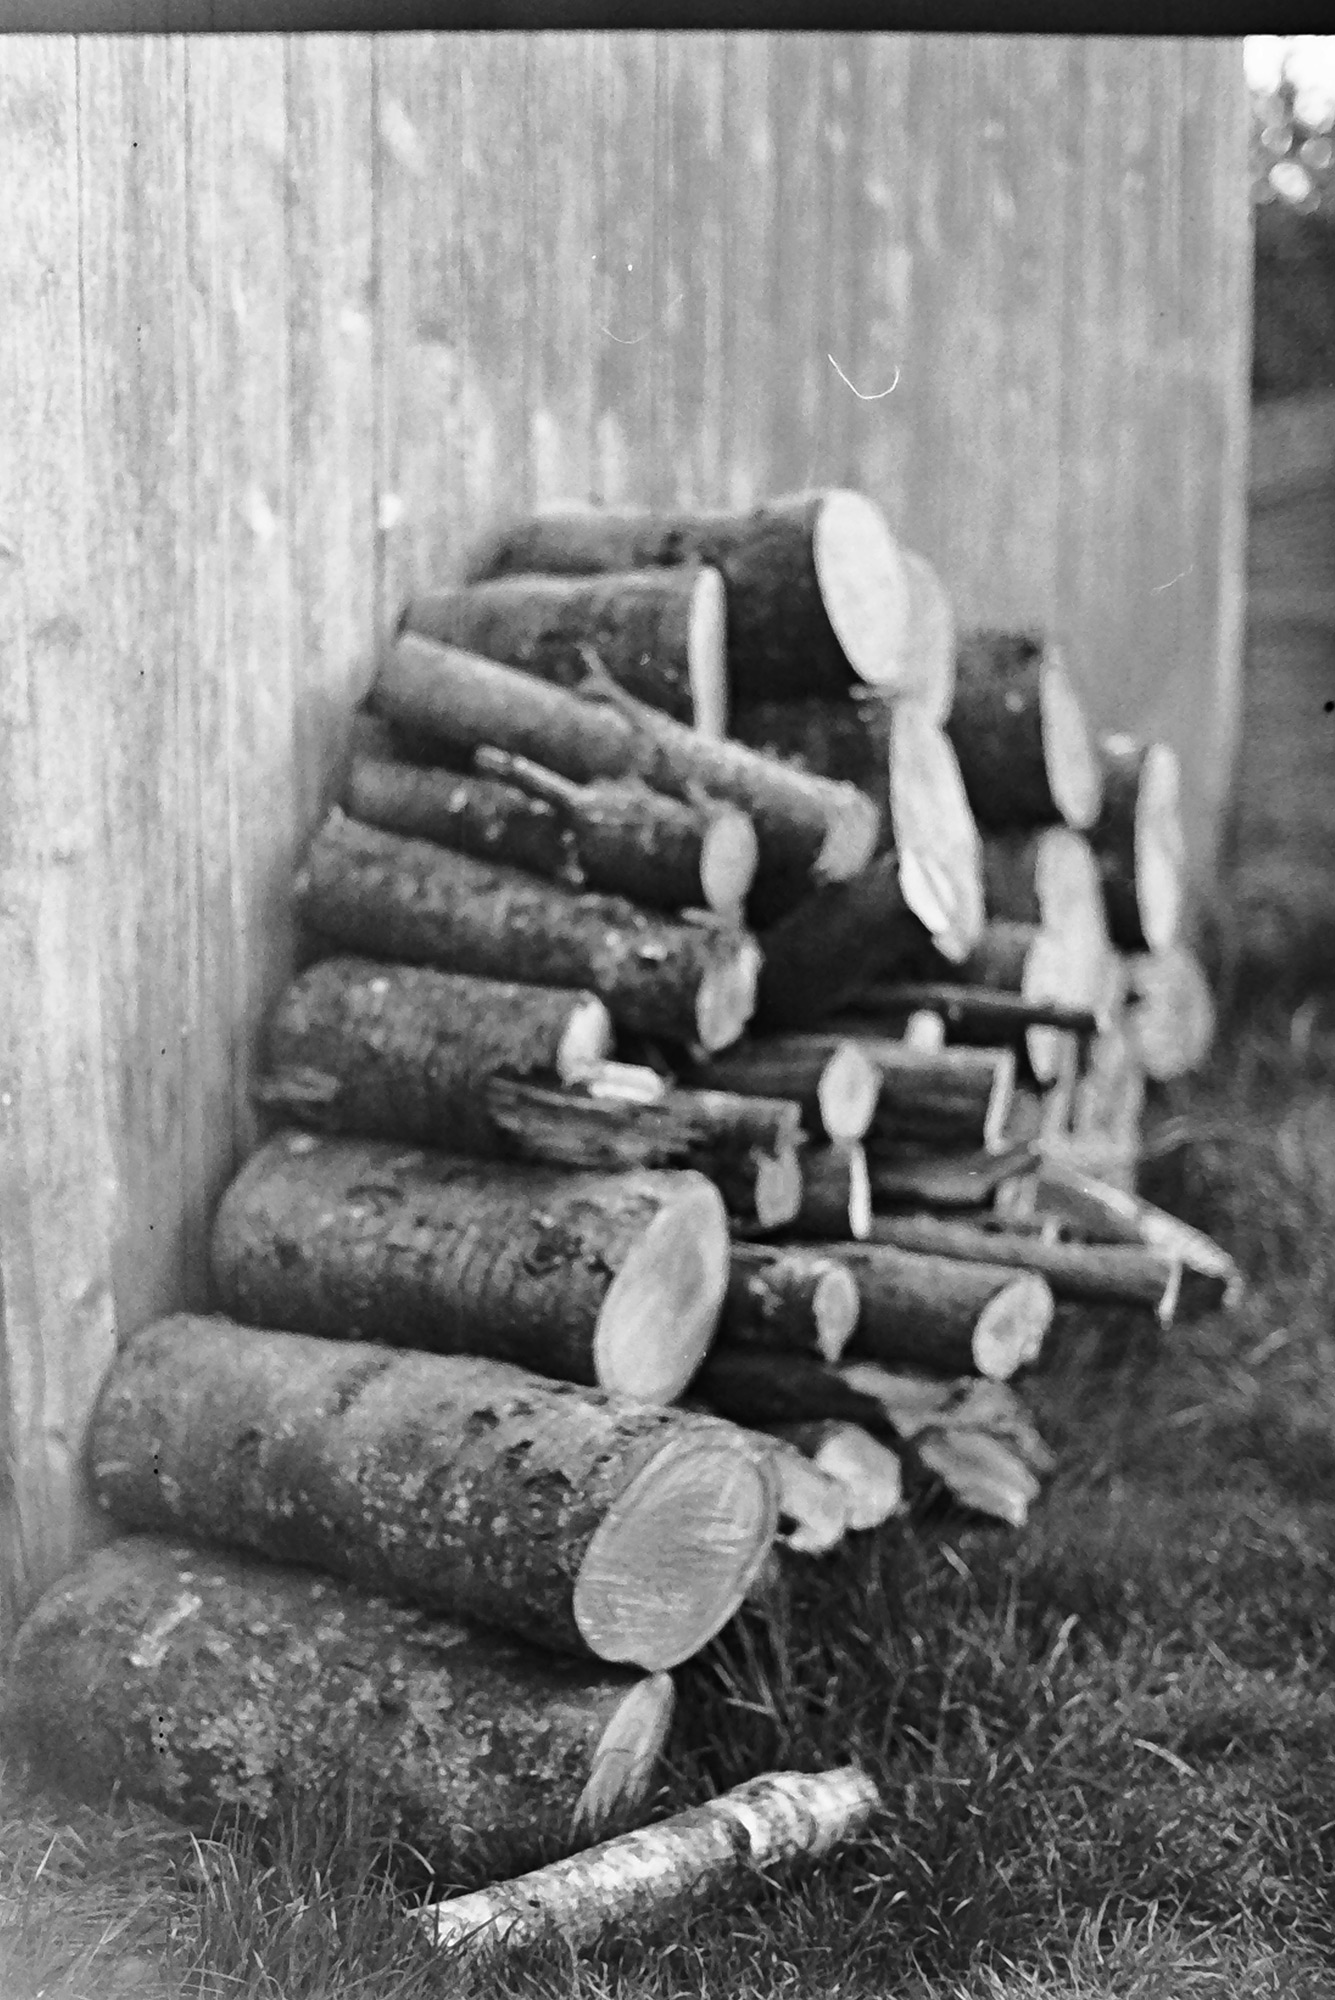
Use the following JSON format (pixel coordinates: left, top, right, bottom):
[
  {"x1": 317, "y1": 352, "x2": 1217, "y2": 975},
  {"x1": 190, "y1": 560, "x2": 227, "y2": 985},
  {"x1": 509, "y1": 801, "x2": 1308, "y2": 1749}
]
[{"x1": 6, "y1": 490, "x2": 1240, "y2": 1907}]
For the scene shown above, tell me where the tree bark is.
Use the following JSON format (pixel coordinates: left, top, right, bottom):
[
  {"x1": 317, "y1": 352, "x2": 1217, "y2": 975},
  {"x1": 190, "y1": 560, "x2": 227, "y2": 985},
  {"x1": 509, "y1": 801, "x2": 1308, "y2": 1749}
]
[
  {"x1": 482, "y1": 1075, "x2": 803, "y2": 1230},
  {"x1": 348, "y1": 750, "x2": 758, "y2": 917},
  {"x1": 691, "y1": 1348, "x2": 905, "y2": 1435},
  {"x1": 402, "y1": 566, "x2": 729, "y2": 736},
  {"x1": 864, "y1": 1213, "x2": 1181, "y2": 1323},
  {"x1": 868, "y1": 1142, "x2": 1038, "y2": 1211},
  {"x1": 1123, "y1": 942, "x2": 1215, "y2": 1080},
  {"x1": 253, "y1": 957, "x2": 613, "y2": 1153},
  {"x1": 373, "y1": 634, "x2": 879, "y2": 903},
  {"x1": 946, "y1": 629, "x2": 1103, "y2": 831},
  {"x1": 419, "y1": 1766, "x2": 881, "y2": 1953},
  {"x1": 89, "y1": 1322, "x2": 777, "y2": 1670},
  {"x1": 858, "y1": 1042, "x2": 1017, "y2": 1155},
  {"x1": 783, "y1": 1143, "x2": 872, "y2": 1242},
  {"x1": 295, "y1": 811, "x2": 760, "y2": 1054},
  {"x1": 719, "y1": 1245, "x2": 862, "y2": 1363},
  {"x1": 684, "y1": 1033, "x2": 880, "y2": 1145},
  {"x1": 765, "y1": 1421, "x2": 904, "y2": 1530},
  {"x1": 458, "y1": 490, "x2": 914, "y2": 705},
  {"x1": 752, "y1": 855, "x2": 937, "y2": 1031},
  {"x1": 5, "y1": 1537, "x2": 675, "y2": 1859},
  {"x1": 211, "y1": 1131, "x2": 730, "y2": 1405},
  {"x1": 1089, "y1": 736, "x2": 1184, "y2": 953},
  {"x1": 1033, "y1": 1159, "x2": 1242, "y2": 1310},
  {"x1": 819, "y1": 1243, "x2": 1054, "y2": 1380},
  {"x1": 728, "y1": 696, "x2": 895, "y2": 825}
]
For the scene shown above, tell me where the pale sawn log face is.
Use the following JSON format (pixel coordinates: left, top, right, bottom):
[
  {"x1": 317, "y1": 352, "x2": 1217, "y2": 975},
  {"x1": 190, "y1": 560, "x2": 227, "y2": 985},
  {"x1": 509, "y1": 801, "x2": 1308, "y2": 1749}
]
[
  {"x1": 947, "y1": 630, "x2": 1102, "y2": 833},
  {"x1": 1091, "y1": 737, "x2": 1185, "y2": 954},
  {"x1": 4, "y1": 1535, "x2": 672, "y2": 1866},
  {"x1": 88, "y1": 1319, "x2": 773, "y2": 1667}
]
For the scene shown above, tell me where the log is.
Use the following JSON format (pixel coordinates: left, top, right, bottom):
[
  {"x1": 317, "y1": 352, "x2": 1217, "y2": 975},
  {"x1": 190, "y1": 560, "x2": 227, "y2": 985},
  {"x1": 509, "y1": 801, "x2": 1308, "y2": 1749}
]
[
  {"x1": 839, "y1": 1366, "x2": 1057, "y2": 1474},
  {"x1": 784, "y1": 1143, "x2": 872, "y2": 1242},
  {"x1": 211, "y1": 1131, "x2": 730, "y2": 1404},
  {"x1": 822, "y1": 1243, "x2": 1054, "y2": 1380},
  {"x1": 756, "y1": 1437, "x2": 852, "y2": 1554},
  {"x1": 956, "y1": 920, "x2": 1115, "y2": 1084},
  {"x1": 1089, "y1": 736, "x2": 1184, "y2": 953},
  {"x1": 728, "y1": 695, "x2": 894, "y2": 824},
  {"x1": 752, "y1": 855, "x2": 941, "y2": 1032},
  {"x1": 1032, "y1": 1159, "x2": 1242, "y2": 1310},
  {"x1": 482, "y1": 1075, "x2": 803, "y2": 1231},
  {"x1": 848, "y1": 982, "x2": 1099, "y2": 1047},
  {"x1": 5, "y1": 1537, "x2": 675, "y2": 1854},
  {"x1": 886, "y1": 699, "x2": 985, "y2": 965},
  {"x1": 946, "y1": 629, "x2": 1103, "y2": 831},
  {"x1": 893, "y1": 544, "x2": 957, "y2": 723},
  {"x1": 458, "y1": 490, "x2": 915, "y2": 704},
  {"x1": 979, "y1": 825, "x2": 1114, "y2": 1021},
  {"x1": 684, "y1": 1034, "x2": 880, "y2": 1145},
  {"x1": 764, "y1": 1421, "x2": 904, "y2": 1530},
  {"x1": 253, "y1": 957, "x2": 613, "y2": 1152},
  {"x1": 373, "y1": 634, "x2": 879, "y2": 903},
  {"x1": 89, "y1": 1322, "x2": 777, "y2": 1669},
  {"x1": 719, "y1": 1245, "x2": 862, "y2": 1363},
  {"x1": 295, "y1": 810, "x2": 760, "y2": 1053},
  {"x1": 419, "y1": 1765, "x2": 881, "y2": 1954},
  {"x1": 1061, "y1": 1017, "x2": 1147, "y2": 1194},
  {"x1": 691, "y1": 1349, "x2": 904, "y2": 1436},
  {"x1": 402, "y1": 565, "x2": 730, "y2": 735},
  {"x1": 868, "y1": 1142, "x2": 1038, "y2": 1211},
  {"x1": 864, "y1": 1213, "x2": 1182, "y2": 1324},
  {"x1": 858, "y1": 1042, "x2": 1017, "y2": 1156},
  {"x1": 348, "y1": 749, "x2": 758, "y2": 917},
  {"x1": 1123, "y1": 942, "x2": 1216, "y2": 1080},
  {"x1": 913, "y1": 1430, "x2": 1040, "y2": 1529}
]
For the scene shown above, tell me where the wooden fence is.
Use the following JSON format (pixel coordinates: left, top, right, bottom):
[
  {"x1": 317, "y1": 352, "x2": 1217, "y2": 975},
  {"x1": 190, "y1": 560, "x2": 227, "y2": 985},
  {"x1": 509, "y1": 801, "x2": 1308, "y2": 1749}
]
[{"x1": 0, "y1": 31, "x2": 1251, "y2": 1636}]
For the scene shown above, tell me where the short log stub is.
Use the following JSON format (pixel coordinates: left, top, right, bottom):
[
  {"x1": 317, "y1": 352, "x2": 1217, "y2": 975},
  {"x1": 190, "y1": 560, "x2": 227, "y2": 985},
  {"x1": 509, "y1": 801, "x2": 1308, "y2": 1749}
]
[{"x1": 948, "y1": 630, "x2": 1103, "y2": 832}]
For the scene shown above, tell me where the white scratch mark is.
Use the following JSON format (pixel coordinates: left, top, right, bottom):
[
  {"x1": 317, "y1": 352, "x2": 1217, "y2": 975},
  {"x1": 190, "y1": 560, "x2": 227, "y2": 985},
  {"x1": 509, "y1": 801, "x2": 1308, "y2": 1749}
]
[
  {"x1": 378, "y1": 493, "x2": 405, "y2": 532},
  {"x1": 1152, "y1": 565, "x2": 1194, "y2": 594},
  {"x1": 828, "y1": 354, "x2": 900, "y2": 400},
  {"x1": 597, "y1": 293, "x2": 685, "y2": 346}
]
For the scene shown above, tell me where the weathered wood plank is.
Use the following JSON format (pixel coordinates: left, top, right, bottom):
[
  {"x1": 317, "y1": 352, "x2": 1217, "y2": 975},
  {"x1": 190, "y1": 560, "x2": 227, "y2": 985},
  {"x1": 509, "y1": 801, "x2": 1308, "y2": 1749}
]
[
  {"x1": 718, "y1": 32, "x2": 775, "y2": 508},
  {"x1": 660, "y1": 31, "x2": 727, "y2": 507},
  {"x1": 592, "y1": 33, "x2": 661, "y2": 504},
  {"x1": 528, "y1": 33, "x2": 597, "y2": 508},
  {"x1": 850, "y1": 35, "x2": 914, "y2": 535},
  {"x1": 0, "y1": 37, "x2": 119, "y2": 1638}
]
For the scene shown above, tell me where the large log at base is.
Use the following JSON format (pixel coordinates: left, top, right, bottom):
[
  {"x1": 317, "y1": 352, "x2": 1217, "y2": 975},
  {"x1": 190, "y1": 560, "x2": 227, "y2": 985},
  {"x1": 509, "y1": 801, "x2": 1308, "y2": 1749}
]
[
  {"x1": 752, "y1": 855, "x2": 943, "y2": 1032},
  {"x1": 865, "y1": 1213, "x2": 1182, "y2": 1325},
  {"x1": 5, "y1": 1538, "x2": 675, "y2": 1856},
  {"x1": 1123, "y1": 942, "x2": 1216, "y2": 1081},
  {"x1": 946, "y1": 630, "x2": 1104, "y2": 831},
  {"x1": 482, "y1": 1076, "x2": 803, "y2": 1231},
  {"x1": 1088, "y1": 736, "x2": 1185, "y2": 953},
  {"x1": 90, "y1": 1324, "x2": 777, "y2": 1670},
  {"x1": 419, "y1": 1767, "x2": 881, "y2": 1954},
  {"x1": 821, "y1": 1243, "x2": 1054, "y2": 1381},
  {"x1": 295, "y1": 811, "x2": 760, "y2": 1053},
  {"x1": 719, "y1": 1245, "x2": 862, "y2": 1363},
  {"x1": 459, "y1": 491, "x2": 914, "y2": 705},
  {"x1": 253, "y1": 958, "x2": 613, "y2": 1152},
  {"x1": 348, "y1": 751, "x2": 758, "y2": 917},
  {"x1": 373, "y1": 635, "x2": 879, "y2": 906},
  {"x1": 402, "y1": 566, "x2": 730, "y2": 736},
  {"x1": 765, "y1": 1421, "x2": 904, "y2": 1530},
  {"x1": 857, "y1": 1042, "x2": 1016, "y2": 1155},
  {"x1": 784, "y1": 1143, "x2": 872, "y2": 1242},
  {"x1": 684, "y1": 1034, "x2": 880, "y2": 1145},
  {"x1": 211, "y1": 1132, "x2": 729, "y2": 1404}
]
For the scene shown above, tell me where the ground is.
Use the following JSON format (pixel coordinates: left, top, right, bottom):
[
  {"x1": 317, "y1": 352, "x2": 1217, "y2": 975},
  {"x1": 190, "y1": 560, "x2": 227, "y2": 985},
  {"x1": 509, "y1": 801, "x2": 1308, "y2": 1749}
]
[{"x1": 4, "y1": 457, "x2": 1335, "y2": 2000}]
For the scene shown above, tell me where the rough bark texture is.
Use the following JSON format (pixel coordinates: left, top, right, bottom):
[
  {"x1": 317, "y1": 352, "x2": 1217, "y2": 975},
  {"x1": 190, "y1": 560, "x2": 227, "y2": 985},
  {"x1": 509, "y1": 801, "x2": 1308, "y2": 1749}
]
[
  {"x1": 719, "y1": 1245, "x2": 861, "y2": 1363},
  {"x1": 868, "y1": 1142, "x2": 1038, "y2": 1211},
  {"x1": 420, "y1": 1766, "x2": 882, "y2": 1952},
  {"x1": 692, "y1": 1348, "x2": 904, "y2": 1435},
  {"x1": 753, "y1": 855, "x2": 933, "y2": 1031},
  {"x1": 402, "y1": 568, "x2": 724, "y2": 731},
  {"x1": 211, "y1": 1131, "x2": 727, "y2": 1400},
  {"x1": 861, "y1": 1044, "x2": 1016, "y2": 1155},
  {"x1": 684, "y1": 1034, "x2": 880, "y2": 1144},
  {"x1": 784, "y1": 1143, "x2": 871, "y2": 1242},
  {"x1": 728, "y1": 697, "x2": 894, "y2": 826},
  {"x1": 372, "y1": 635, "x2": 877, "y2": 903},
  {"x1": 295, "y1": 811, "x2": 759, "y2": 1053},
  {"x1": 458, "y1": 492, "x2": 909, "y2": 704},
  {"x1": 865, "y1": 1214, "x2": 1181, "y2": 1322},
  {"x1": 820, "y1": 1243, "x2": 1053, "y2": 1380},
  {"x1": 89, "y1": 1320, "x2": 772, "y2": 1667},
  {"x1": 254, "y1": 957, "x2": 612, "y2": 1153},
  {"x1": 5, "y1": 1537, "x2": 669, "y2": 1859},
  {"x1": 947, "y1": 630, "x2": 1102, "y2": 830},
  {"x1": 347, "y1": 754, "x2": 576, "y2": 882}
]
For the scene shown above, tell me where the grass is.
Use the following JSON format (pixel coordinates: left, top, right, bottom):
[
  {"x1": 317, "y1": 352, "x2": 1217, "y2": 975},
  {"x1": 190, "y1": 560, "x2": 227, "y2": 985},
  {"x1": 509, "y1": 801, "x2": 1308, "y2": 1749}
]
[{"x1": 6, "y1": 980, "x2": 1335, "y2": 1997}]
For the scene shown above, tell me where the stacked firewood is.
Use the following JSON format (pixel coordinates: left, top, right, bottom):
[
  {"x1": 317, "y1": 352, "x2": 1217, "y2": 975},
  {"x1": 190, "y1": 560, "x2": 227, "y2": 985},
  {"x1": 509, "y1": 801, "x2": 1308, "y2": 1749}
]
[{"x1": 7, "y1": 490, "x2": 1238, "y2": 1913}]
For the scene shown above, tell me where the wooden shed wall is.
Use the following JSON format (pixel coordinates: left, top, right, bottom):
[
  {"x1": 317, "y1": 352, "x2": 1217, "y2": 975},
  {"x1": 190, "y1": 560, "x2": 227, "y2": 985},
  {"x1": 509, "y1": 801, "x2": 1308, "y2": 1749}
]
[{"x1": 0, "y1": 31, "x2": 1251, "y2": 1635}]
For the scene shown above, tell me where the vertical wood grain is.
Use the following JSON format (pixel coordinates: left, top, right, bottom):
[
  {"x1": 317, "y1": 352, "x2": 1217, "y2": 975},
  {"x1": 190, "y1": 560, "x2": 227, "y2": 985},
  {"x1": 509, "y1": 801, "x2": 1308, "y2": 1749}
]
[
  {"x1": 592, "y1": 32, "x2": 661, "y2": 504},
  {"x1": 528, "y1": 33, "x2": 597, "y2": 508},
  {"x1": 718, "y1": 32, "x2": 776, "y2": 508},
  {"x1": 0, "y1": 37, "x2": 119, "y2": 1639},
  {"x1": 853, "y1": 35, "x2": 914, "y2": 535},
  {"x1": 660, "y1": 31, "x2": 727, "y2": 506}
]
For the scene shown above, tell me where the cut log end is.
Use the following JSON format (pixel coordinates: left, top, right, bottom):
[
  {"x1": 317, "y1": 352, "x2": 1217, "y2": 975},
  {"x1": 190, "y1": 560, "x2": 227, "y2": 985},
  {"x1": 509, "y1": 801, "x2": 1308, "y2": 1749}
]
[
  {"x1": 1040, "y1": 656, "x2": 1104, "y2": 831},
  {"x1": 594, "y1": 1175, "x2": 729, "y2": 1403},
  {"x1": 573, "y1": 1433, "x2": 778, "y2": 1669},
  {"x1": 811, "y1": 1264, "x2": 862, "y2": 1360},
  {"x1": 804, "y1": 1424, "x2": 904, "y2": 1530},
  {"x1": 695, "y1": 936, "x2": 763, "y2": 1053},
  {"x1": 814, "y1": 787, "x2": 882, "y2": 885},
  {"x1": 556, "y1": 997, "x2": 617, "y2": 1082},
  {"x1": 575, "y1": 1671, "x2": 677, "y2": 1832},
  {"x1": 818, "y1": 1041, "x2": 881, "y2": 1146},
  {"x1": 972, "y1": 1272, "x2": 1055, "y2": 1379},
  {"x1": 811, "y1": 489, "x2": 910, "y2": 691},
  {"x1": 1135, "y1": 742, "x2": 1185, "y2": 953},
  {"x1": 770, "y1": 1446, "x2": 851, "y2": 1555},
  {"x1": 687, "y1": 566, "x2": 730, "y2": 740},
  {"x1": 982, "y1": 1047, "x2": 1018, "y2": 1153},
  {"x1": 754, "y1": 1149, "x2": 805, "y2": 1231},
  {"x1": 847, "y1": 1145, "x2": 873, "y2": 1240},
  {"x1": 699, "y1": 808, "x2": 761, "y2": 916}
]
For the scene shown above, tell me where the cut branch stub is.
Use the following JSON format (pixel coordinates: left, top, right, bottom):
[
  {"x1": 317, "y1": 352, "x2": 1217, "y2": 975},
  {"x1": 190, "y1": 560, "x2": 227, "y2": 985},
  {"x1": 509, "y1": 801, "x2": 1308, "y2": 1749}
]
[
  {"x1": 402, "y1": 566, "x2": 730, "y2": 735},
  {"x1": 1090, "y1": 736, "x2": 1185, "y2": 953},
  {"x1": 254, "y1": 957, "x2": 612, "y2": 1151},
  {"x1": 947, "y1": 630, "x2": 1103, "y2": 831},
  {"x1": 459, "y1": 491, "x2": 914, "y2": 705},
  {"x1": 211, "y1": 1132, "x2": 730, "y2": 1404},
  {"x1": 720, "y1": 1244, "x2": 862, "y2": 1363},
  {"x1": 822, "y1": 1242, "x2": 1054, "y2": 1380},
  {"x1": 295, "y1": 810, "x2": 759, "y2": 1053},
  {"x1": 684, "y1": 1034, "x2": 880, "y2": 1144},
  {"x1": 5, "y1": 1537, "x2": 675, "y2": 1856},
  {"x1": 88, "y1": 1322, "x2": 778, "y2": 1669}
]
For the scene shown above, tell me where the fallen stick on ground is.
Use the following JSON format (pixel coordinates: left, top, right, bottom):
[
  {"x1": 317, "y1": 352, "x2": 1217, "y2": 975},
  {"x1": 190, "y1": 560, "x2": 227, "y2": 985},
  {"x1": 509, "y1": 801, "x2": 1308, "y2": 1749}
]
[
  {"x1": 865, "y1": 1213, "x2": 1183, "y2": 1326},
  {"x1": 418, "y1": 1766, "x2": 882, "y2": 1953}
]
